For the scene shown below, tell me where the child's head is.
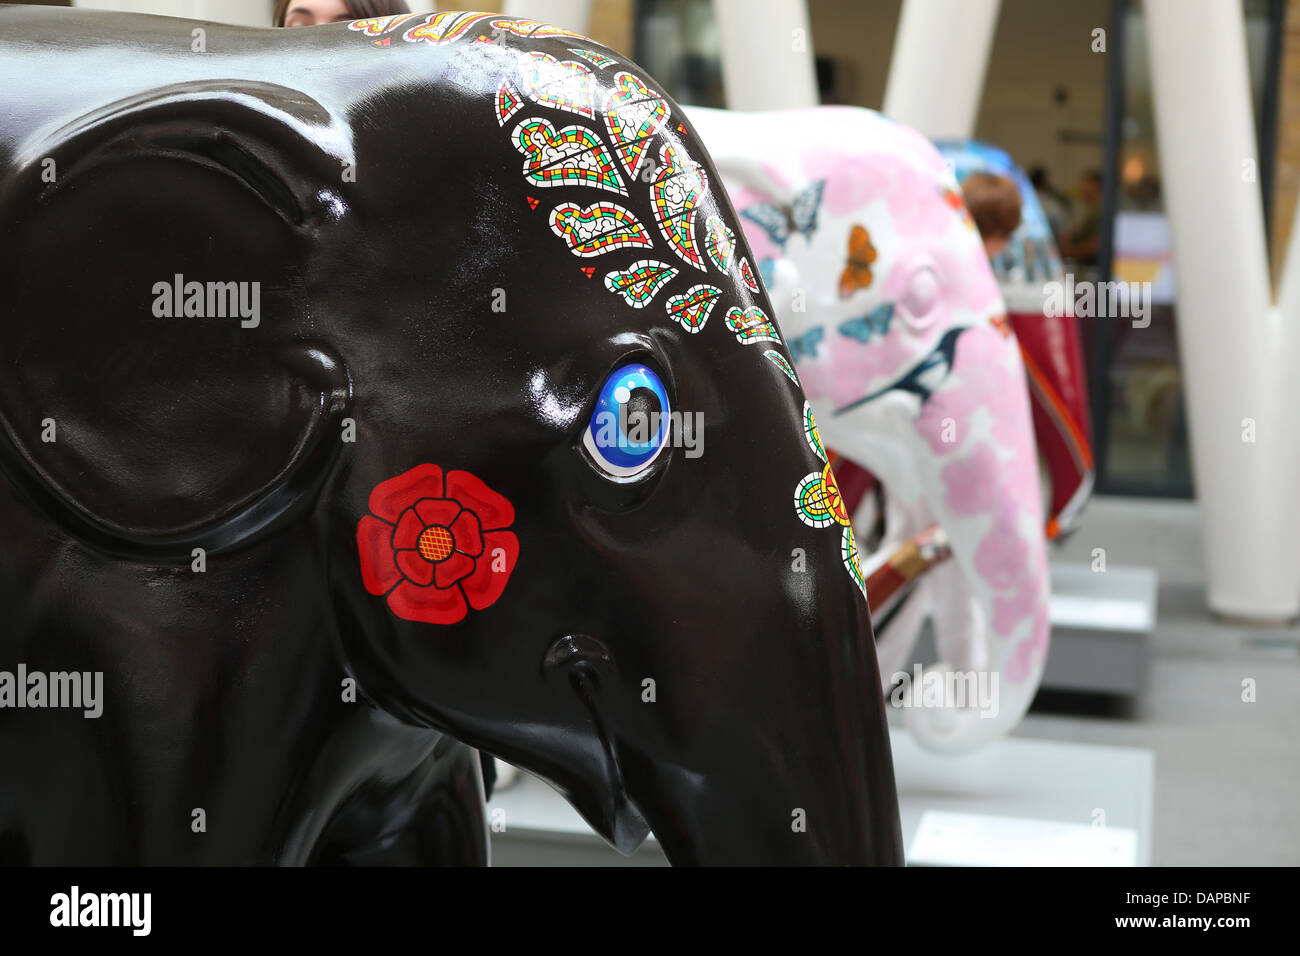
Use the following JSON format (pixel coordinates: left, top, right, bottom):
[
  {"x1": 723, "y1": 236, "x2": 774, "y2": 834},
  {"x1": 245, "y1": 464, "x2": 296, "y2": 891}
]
[{"x1": 961, "y1": 172, "x2": 1022, "y2": 259}]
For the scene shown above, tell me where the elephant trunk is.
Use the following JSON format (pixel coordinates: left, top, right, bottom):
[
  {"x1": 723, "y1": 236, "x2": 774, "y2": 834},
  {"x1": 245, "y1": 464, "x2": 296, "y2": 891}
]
[
  {"x1": 897, "y1": 323, "x2": 1053, "y2": 755},
  {"x1": 900, "y1": 586, "x2": 1049, "y2": 756},
  {"x1": 620, "y1": 576, "x2": 904, "y2": 865}
]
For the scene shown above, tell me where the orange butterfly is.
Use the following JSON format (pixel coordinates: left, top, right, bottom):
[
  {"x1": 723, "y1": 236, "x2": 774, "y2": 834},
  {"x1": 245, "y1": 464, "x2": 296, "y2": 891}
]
[{"x1": 839, "y1": 224, "x2": 877, "y2": 299}]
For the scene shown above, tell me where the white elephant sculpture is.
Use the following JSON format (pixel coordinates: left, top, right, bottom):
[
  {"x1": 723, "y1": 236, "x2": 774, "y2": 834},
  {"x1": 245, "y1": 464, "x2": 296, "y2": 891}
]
[{"x1": 690, "y1": 106, "x2": 1050, "y2": 754}]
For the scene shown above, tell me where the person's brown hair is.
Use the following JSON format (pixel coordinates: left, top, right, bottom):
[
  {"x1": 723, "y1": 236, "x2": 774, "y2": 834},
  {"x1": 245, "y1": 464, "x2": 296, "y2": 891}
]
[
  {"x1": 272, "y1": 0, "x2": 411, "y2": 28},
  {"x1": 960, "y1": 172, "x2": 1022, "y2": 240}
]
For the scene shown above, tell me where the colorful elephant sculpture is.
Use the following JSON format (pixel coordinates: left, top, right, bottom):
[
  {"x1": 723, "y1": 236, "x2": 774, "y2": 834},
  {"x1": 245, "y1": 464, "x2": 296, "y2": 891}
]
[
  {"x1": 690, "y1": 106, "x2": 1051, "y2": 755},
  {"x1": 936, "y1": 140, "x2": 1094, "y2": 540},
  {"x1": 0, "y1": 9, "x2": 903, "y2": 865}
]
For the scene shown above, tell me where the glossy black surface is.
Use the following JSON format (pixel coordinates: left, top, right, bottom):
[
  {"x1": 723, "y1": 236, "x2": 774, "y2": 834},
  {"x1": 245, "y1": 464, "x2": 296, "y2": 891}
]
[{"x1": 0, "y1": 7, "x2": 903, "y2": 865}]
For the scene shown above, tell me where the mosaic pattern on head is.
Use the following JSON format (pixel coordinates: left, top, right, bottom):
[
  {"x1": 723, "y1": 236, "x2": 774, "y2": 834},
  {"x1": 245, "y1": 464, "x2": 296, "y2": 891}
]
[
  {"x1": 665, "y1": 284, "x2": 722, "y2": 333},
  {"x1": 356, "y1": 22, "x2": 848, "y2": 600},
  {"x1": 604, "y1": 72, "x2": 669, "y2": 178},
  {"x1": 511, "y1": 117, "x2": 626, "y2": 195},
  {"x1": 650, "y1": 143, "x2": 708, "y2": 271},
  {"x1": 385, "y1": 12, "x2": 594, "y2": 46},
  {"x1": 345, "y1": 14, "x2": 860, "y2": 609},
  {"x1": 549, "y1": 201, "x2": 653, "y2": 257},
  {"x1": 604, "y1": 259, "x2": 678, "y2": 308},
  {"x1": 764, "y1": 350, "x2": 799, "y2": 384},
  {"x1": 795, "y1": 463, "x2": 849, "y2": 529},
  {"x1": 518, "y1": 51, "x2": 596, "y2": 118},
  {"x1": 841, "y1": 526, "x2": 867, "y2": 600},
  {"x1": 803, "y1": 402, "x2": 827, "y2": 462},
  {"x1": 347, "y1": 13, "x2": 424, "y2": 36},
  {"x1": 496, "y1": 79, "x2": 524, "y2": 126},
  {"x1": 725, "y1": 306, "x2": 780, "y2": 346},
  {"x1": 569, "y1": 47, "x2": 617, "y2": 68},
  {"x1": 704, "y1": 216, "x2": 735, "y2": 273},
  {"x1": 791, "y1": 421, "x2": 868, "y2": 598}
]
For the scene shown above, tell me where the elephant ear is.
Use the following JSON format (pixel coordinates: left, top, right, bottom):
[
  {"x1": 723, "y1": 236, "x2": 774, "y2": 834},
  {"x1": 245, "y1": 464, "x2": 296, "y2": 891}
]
[{"x1": 0, "y1": 81, "x2": 354, "y2": 562}]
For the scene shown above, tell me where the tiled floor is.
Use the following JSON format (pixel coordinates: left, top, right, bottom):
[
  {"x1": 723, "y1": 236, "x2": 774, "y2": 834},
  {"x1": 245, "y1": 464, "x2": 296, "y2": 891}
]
[{"x1": 1019, "y1": 498, "x2": 1300, "y2": 866}]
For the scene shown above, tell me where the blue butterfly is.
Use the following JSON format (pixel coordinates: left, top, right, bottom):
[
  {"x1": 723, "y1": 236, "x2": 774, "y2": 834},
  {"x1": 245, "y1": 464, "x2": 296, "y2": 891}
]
[
  {"x1": 785, "y1": 327, "x2": 824, "y2": 364},
  {"x1": 740, "y1": 180, "x2": 827, "y2": 249},
  {"x1": 837, "y1": 303, "x2": 894, "y2": 344},
  {"x1": 757, "y1": 257, "x2": 777, "y2": 289}
]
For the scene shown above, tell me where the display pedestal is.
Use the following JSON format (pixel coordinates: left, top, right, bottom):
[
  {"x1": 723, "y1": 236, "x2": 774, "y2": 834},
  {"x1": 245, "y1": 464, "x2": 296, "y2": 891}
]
[
  {"x1": 486, "y1": 732, "x2": 1154, "y2": 866},
  {"x1": 892, "y1": 733, "x2": 1153, "y2": 865},
  {"x1": 1044, "y1": 562, "x2": 1157, "y2": 695}
]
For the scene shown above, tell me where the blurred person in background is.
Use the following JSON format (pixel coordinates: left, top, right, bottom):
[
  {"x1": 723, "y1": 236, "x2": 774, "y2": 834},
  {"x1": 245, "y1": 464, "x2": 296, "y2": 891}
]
[
  {"x1": 1060, "y1": 169, "x2": 1103, "y2": 268},
  {"x1": 274, "y1": 0, "x2": 410, "y2": 28},
  {"x1": 961, "y1": 171, "x2": 1022, "y2": 259},
  {"x1": 1029, "y1": 164, "x2": 1071, "y2": 248}
]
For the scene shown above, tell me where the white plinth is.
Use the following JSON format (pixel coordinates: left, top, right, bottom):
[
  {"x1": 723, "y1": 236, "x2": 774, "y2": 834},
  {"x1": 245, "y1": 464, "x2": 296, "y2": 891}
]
[
  {"x1": 487, "y1": 732, "x2": 1154, "y2": 866},
  {"x1": 1043, "y1": 562, "x2": 1158, "y2": 695},
  {"x1": 891, "y1": 732, "x2": 1154, "y2": 865}
]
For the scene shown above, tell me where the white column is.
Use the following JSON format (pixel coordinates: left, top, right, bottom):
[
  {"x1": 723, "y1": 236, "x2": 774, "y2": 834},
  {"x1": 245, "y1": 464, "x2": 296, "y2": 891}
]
[
  {"x1": 502, "y1": 0, "x2": 592, "y2": 33},
  {"x1": 882, "y1": 0, "x2": 1001, "y2": 138},
  {"x1": 713, "y1": 0, "x2": 818, "y2": 111},
  {"x1": 1146, "y1": 0, "x2": 1300, "y2": 620}
]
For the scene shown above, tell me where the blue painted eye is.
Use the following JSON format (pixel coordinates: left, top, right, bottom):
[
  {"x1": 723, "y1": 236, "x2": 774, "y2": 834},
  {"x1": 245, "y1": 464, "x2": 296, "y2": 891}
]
[{"x1": 583, "y1": 363, "x2": 671, "y2": 478}]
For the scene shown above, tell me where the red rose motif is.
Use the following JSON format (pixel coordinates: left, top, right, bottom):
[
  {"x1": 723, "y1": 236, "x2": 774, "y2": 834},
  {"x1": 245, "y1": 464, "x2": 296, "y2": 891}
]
[{"x1": 356, "y1": 464, "x2": 520, "y2": 625}]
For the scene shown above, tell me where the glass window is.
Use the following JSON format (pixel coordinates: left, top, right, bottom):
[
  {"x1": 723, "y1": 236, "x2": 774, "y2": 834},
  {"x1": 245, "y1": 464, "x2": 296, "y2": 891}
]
[
  {"x1": 1098, "y1": 0, "x2": 1277, "y2": 496},
  {"x1": 634, "y1": 0, "x2": 725, "y2": 107}
]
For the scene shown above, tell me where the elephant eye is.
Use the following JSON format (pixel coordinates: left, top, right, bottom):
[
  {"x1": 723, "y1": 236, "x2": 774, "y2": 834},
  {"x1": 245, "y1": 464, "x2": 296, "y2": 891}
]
[
  {"x1": 900, "y1": 265, "x2": 940, "y2": 329},
  {"x1": 582, "y1": 363, "x2": 672, "y2": 478}
]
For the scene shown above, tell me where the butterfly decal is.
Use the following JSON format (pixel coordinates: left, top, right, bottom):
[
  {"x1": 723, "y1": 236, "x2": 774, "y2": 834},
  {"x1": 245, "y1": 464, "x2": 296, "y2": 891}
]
[
  {"x1": 739, "y1": 180, "x2": 826, "y2": 249},
  {"x1": 940, "y1": 185, "x2": 976, "y2": 230},
  {"x1": 786, "y1": 327, "x2": 825, "y2": 364},
  {"x1": 837, "y1": 303, "x2": 894, "y2": 345},
  {"x1": 838, "y1": 224, "x2": 877, "y2": 299}
]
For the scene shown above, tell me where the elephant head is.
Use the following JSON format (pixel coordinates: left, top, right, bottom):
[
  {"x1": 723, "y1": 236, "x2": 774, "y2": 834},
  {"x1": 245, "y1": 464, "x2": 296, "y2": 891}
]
[
  {"x1": 0, "y1": 9, "x2": 901, "y2": 864},
  {"x1": 691, "y1": 106, "x2": 1051, "y2": 755}
]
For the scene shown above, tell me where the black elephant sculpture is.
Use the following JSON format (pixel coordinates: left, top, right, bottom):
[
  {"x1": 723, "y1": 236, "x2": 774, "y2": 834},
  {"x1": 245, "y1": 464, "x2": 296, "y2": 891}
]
[{"x1": 0, "y1": 7, "x2": 903, "y2": 865}]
